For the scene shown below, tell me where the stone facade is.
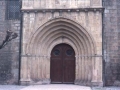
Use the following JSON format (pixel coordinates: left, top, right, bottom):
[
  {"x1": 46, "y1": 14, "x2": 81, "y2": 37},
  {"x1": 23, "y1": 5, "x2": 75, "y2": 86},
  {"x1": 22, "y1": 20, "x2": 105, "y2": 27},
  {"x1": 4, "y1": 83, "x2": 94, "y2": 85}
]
[
  {"x1": 0, "y1": 0, "x2": 20, "y2": 84},
  {"x1": 22, "y1": 0, "x2": 102, "y2": 9},
  {"x1": 20, "y1": 0, "x2": 103, "y2": 86},
  {"x1": 0, "y1": 0, "x2": 120, "y2": 86},
  {"x1": 103, "y1": 0, "x2": 120, "y2": 86}
]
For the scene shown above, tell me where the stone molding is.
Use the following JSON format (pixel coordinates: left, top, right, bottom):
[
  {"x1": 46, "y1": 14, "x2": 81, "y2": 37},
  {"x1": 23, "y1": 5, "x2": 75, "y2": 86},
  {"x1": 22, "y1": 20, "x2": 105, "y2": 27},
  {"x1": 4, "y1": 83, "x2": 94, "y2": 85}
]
[
  {"x1": 21, "y1": 8, "x2": 104, "y2": 13},
  {"x1": 21, "y1": 54, "x2": 103, "y2": 57},
  {"x1": 21, "y1": 17, "x2": 103, "y2": 86}
]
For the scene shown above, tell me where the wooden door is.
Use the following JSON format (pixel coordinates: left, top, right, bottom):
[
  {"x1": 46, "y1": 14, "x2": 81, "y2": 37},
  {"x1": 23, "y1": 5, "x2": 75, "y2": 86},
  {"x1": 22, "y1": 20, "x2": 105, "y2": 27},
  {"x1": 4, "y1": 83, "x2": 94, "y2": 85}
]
[{"x1": 50, "y1": 44, "x2": 75, "y2": 83}]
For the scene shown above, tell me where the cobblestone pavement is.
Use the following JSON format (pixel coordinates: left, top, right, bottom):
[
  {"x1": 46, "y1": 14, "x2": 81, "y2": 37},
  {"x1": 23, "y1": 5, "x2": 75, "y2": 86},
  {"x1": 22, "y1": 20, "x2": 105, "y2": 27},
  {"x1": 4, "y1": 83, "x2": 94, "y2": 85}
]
[{"x1": 0, "y1": 84, "x2": 120, "y2": 90}]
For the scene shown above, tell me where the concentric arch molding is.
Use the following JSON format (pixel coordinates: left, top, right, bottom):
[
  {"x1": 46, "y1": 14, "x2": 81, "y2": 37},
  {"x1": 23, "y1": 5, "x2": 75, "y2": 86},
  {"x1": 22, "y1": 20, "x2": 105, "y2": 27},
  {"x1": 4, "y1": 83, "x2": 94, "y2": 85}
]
[{"x1": 20, "y1": 16, "x2": 103, "y2": 86}]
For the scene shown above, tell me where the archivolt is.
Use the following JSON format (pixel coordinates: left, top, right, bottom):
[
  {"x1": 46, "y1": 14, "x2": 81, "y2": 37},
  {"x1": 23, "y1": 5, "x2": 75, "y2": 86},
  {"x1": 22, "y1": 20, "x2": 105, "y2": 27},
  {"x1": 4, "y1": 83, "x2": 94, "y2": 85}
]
[{"x1": 26, "y1": 17, "x2": 96, "y2": 57}]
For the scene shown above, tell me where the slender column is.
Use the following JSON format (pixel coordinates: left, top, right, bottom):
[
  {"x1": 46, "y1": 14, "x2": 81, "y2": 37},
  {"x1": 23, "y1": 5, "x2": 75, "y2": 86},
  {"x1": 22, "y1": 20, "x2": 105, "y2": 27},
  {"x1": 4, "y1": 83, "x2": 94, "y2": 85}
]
[
  {"x1": 79, "y1": 56, "x2": 82, "y2": 82},
  {"x1": 84, "y1": 57, "x2": 87, "y2": 84},
  {"x1": 82, "y1": 57, "x2": 85, "y2": 82},
  {"x1": 46, "y1": 56, "x2": 50, "y2": 79},
  {"x1": 86, "y1": 56, "x2": 89, "y2": 84},
  {"x1": 91, "y1": 56, "x2": 98, "y2": 83},
  {"x1": 75, "y1": 55, "x2": 80, "y2": 84},
  {"x1": 87, "y1": 57, "x2": 92, "y2": 85},
  {"x1": 37, "y1": 57, "x2": 40, "y2": 79}
]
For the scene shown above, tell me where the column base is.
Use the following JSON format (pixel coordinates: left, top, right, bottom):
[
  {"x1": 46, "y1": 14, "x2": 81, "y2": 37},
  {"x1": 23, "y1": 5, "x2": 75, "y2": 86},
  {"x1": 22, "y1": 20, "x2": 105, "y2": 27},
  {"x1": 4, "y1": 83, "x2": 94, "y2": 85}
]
[
  {"x1": 20, "y1": 79, "x2": 51, "y2": 85},
  {"x1": 91, "y1": 81, "x2": 103, "y2": 87},
  {"x1": 74, "y1": 80, "x2": 103, "y2": 86},
  {"x1": 74, "y1": 80, "x2": 92, "y2": 86}
]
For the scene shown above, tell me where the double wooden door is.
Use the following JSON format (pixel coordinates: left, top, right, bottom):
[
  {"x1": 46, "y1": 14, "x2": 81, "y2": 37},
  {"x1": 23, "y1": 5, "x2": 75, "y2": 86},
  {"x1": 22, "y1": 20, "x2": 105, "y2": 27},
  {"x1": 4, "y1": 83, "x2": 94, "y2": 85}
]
[{"x1": 50, "y1": 44, "x2": 75, "y2": 83}]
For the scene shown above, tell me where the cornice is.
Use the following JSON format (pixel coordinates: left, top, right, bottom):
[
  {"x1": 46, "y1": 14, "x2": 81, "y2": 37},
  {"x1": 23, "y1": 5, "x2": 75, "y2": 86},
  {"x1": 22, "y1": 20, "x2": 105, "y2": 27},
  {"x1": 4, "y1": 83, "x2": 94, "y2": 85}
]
[{"x1": 21, "y1": 7, "x2": 104, "y2": 13}]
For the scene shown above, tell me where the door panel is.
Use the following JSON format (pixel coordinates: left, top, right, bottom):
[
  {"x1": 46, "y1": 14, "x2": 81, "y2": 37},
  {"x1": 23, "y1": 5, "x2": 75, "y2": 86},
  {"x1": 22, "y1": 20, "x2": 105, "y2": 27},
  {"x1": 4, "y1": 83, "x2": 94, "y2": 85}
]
[
  {"x1": 51, "y1": 58, "x2": 63, "y2": 83},
  {"x1": 50, "y1": 44, "x2": 75, "y2": 83},
  {"x1": 64, "y1": 60, "x2": 75, "y2": 83},
  {"x1": 63, "y1": 44, "x2": 75, "y2": 83},
  {"x1": 51, "y1": 45, "x2": 63, "y2": 83}
]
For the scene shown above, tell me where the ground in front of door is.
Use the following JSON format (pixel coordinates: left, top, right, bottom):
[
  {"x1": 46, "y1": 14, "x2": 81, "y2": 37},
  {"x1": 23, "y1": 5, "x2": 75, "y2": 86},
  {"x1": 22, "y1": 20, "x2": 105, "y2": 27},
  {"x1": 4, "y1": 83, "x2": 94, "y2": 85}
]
[{"x1": 0, "y1": 84, "x2": 120, "y2": 90}]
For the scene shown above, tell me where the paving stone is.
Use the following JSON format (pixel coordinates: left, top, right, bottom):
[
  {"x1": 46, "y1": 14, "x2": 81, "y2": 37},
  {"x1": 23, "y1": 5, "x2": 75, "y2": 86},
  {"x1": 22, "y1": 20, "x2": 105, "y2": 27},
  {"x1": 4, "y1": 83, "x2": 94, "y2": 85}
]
[
  {"x1": 0, "y1": 85, "x2": 120, "y2": 90},
  {"x1": 0, "y1": 85, "x2": 91, "y2": 90},
  {"x1": 92, "y1": 87, "x2": 120, "y2": 90}
]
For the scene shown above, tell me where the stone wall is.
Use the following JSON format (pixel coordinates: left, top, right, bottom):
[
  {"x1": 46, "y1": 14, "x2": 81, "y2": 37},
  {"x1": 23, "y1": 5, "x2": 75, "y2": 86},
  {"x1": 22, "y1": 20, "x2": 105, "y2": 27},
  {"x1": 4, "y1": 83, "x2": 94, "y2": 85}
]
[
  {"x1": 103, "y1": 0, "x2": 120, "y2": 86},
  {"x1": 1, "y1": 0, "x2": 120, "y2": 86},
  {"x1": 22, "y1": 0, "x2": 102, "y2": 9},
  {"x1": 21, "y1": 3, "x2": 103, "y2": 85},
  {"x1": 0, "y1": 0, "x2": 20, "y2": 84}
]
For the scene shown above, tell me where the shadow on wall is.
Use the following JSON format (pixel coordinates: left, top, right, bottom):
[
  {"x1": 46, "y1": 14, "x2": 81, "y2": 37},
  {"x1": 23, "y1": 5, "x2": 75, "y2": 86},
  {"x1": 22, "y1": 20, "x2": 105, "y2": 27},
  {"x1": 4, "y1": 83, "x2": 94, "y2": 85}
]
[{"x1": 0, "y1": 30, "x2": 18, "y2": 84}]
